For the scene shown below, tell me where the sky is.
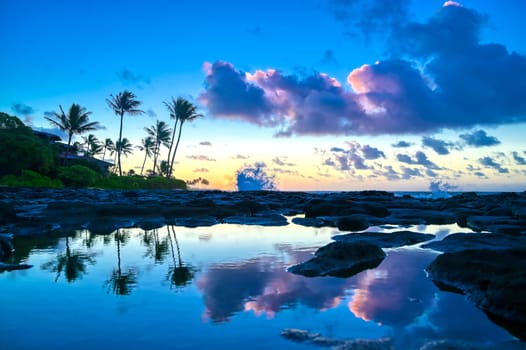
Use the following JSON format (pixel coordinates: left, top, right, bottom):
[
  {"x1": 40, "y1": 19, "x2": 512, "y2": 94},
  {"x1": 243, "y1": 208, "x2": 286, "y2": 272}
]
[{"x1": 1, "y1": 0, "x2": 526, "y2": 191}]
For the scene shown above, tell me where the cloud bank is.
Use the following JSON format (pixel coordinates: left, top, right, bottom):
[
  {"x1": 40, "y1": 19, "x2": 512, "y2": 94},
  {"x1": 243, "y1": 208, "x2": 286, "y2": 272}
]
[{"x1": 200, "y1": 4, "x2": 526, "y2": 136}]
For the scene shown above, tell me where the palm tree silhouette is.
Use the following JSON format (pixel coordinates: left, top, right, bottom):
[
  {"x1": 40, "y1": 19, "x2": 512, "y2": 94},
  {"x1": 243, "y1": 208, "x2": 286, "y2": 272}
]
[
  {"x1": 136, "y1": 137, "x2": 155, "y2": 176},
  {"x1": 163, "y1": 97, "x2": 202, "y2": 177},
  {"x1": 115, "y1": 137, "x2": 134, "y2": 166},
  {"x1": 144, "y1": 120, "x2": 171, "y2": 175},
  {"x1": 166, "y1": 225, "x2": 194, "y2": 288},
  {"x1": 105, "y1": 229, "x2": 137, "y2": 295},
  {"x1": 101, "y1": 138, "x2": 115, "y2": 162},
  {"x1": 44, "y1": 104, "x2": 100, "y2": 164},
  {"x1": 106, "y1": 91, "x2": 143, "y2": 176},
  {"x1": 82, "y1": 133, "x2": 103, "y2": 157},
  {"x1": 41, "y1": 236, "x2": 96, "y2": 282}
]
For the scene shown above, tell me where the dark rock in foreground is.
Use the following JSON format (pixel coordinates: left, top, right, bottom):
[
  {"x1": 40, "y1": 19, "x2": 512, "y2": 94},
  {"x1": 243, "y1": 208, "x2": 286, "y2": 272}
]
[
  {"x1": 427, "y1": 249, "x2": 526, "y2": 340},
  {"x1": 422, "y1": 233, "x2": 526, "y2": 253},
  {"x1": 288, "y1": 241, "x2": 385, "y2": 277},
  {"x1": 281, "y1": 328, "x2": 394, "y2": 349},
  {"x1": 333, "y1": 230, "x2": 435, "y2": 248}
]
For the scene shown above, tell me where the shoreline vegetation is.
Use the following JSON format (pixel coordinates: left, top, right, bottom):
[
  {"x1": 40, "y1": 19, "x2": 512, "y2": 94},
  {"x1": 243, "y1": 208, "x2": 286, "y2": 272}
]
[{"x1": 1, "y1": 90, "x2": 201, "y2": 190}]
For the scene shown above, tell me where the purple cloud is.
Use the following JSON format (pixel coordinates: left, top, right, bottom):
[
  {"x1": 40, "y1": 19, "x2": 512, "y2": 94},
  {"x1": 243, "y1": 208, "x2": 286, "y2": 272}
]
[
  {"x1": 11, "y1": 103, "x2": 34, "y2": 116},
  {"x1": 200, "y1": 141, "x2": 213, "y2": 146},
  {"x1": 512, "y1": 152, "x2": 526, "y2": 165},
  {"x1": 396, "y1": 151, "x2": 441, "y2": 169},
  {"x1": 186, "y1": 155, "x2": 216, "y2": 161},
  {"x1": 323, "y1": 142, "x2": 385, "y2": 171},
  {"x1": 459, "y1": 130, "x2": 501, "y2": 147},
  {"x1": 392, "y1": 140, "x2": 412, "y2": 148},
  {"x1": 479, "y1": 156, "x2": 509, "y2": 174},
  {"x1": 201, "y1": 4, "x2": 526, "y2": 136},
  {"x1": 117, "y1": 68, "x2": 151, "y2": 86},
  {"x1": 422, "y1": 136, "x2": 454, "y2": 155}
]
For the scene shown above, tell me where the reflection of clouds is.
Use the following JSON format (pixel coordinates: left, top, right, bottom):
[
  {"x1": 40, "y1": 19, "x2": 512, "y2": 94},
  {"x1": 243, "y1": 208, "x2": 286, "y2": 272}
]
[
  {"x1": 347, "y1": 250, "x2": 436, "y2": 327},
  {"x1": 197, "y1": 255, "x2": 351, "y2": 322}
]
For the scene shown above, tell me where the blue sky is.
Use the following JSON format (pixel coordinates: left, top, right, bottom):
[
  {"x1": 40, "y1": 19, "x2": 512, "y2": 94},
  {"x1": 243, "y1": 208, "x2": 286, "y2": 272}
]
[{"x1": 1, "y1": 0, "x2": 526, "y2": 191}]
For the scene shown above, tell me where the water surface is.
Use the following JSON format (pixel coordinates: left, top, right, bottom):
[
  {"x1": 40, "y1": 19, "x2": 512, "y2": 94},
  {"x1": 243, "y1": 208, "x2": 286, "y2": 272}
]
[{"x1": 0, "y1": 220, "x2": 517, "y2": 349}]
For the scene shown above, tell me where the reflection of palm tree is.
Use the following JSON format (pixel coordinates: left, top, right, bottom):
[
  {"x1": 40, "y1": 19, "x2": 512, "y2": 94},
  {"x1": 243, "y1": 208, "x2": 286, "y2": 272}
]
[
  {"x1": 44, "y1": 104, "x2": 100, "y2": 164},
  {"x1": 105, "y1": 229, "x2": 137, "y2": 295},
  {"x1": 166, "y1": 225, "x2": 194, "y2": 288},
  {"x1": 41, "y1": 236, "x2": 96, "y2": 282},
  {"x1": 106, "y1": 91, "x2": 143, "y2": 176},
  {"x1": 142, "y1": 229, "x2": 169, "y2": 264}
]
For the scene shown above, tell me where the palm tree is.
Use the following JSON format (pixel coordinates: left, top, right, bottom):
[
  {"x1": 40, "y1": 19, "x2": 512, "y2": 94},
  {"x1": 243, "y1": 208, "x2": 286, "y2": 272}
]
[
  {"x1": 101, "y1": 138, "x2": 115, "y2": 162},
  {"x1": 115, "y1": 137, "x2": 134, "y2": 160},
  {"x1": 144, "y1": 120, "x2": 172, "y2": 175},
  {"x1": 82, "y1": 134, "x2": 102, "y2": 157},
  {"x1": 163, "y1": 97, "x2": 202, "y2": 177},
  {"x1": 136, "y1": 136, "x2": 155, "y2": 176},
  {"x1": 44, "y1": 104, "x2": 99, "y2": 164},
  {"x1": 106, "y1": 91, "x2": 143, "y2": 176}
]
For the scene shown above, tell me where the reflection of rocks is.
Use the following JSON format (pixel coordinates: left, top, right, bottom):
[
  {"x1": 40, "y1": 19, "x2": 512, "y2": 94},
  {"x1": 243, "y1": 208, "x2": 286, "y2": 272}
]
[
  {"x1": 288, "y1": 241, "x2": 385, "y2": 277},
  {"x1": 427, "y1": 249, "x2": 526, "y2": 340},
  {"x1": 281, "y1": 328, "x2": 394, "y2": 349},
  {"x1": 333, "y1": 230, "x2": 434, "y2": 248}
]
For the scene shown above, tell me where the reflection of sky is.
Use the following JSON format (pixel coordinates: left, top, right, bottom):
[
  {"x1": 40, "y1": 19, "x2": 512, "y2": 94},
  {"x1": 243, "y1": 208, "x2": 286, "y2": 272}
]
[{"x1": 0, "y1": 222, "x2": 517, "y2": 349}]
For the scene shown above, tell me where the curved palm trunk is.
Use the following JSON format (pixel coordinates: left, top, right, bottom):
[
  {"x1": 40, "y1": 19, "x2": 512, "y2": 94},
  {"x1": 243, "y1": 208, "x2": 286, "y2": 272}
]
[
  {"x1": 64, "y1": 133, "x2": 73, "y2": 165},
  {"x1": 117, "y1": 112, "x2": 124, "y2": 176},
  {"x1": 140, "y1": 151, "x2": 148, "y2": 176},
  {"x1": 169, "y1": 121, "x2": 184, "y2": 177},
  {"x1": 166, "y1": 122, "x2": 178, "y2": 178}
]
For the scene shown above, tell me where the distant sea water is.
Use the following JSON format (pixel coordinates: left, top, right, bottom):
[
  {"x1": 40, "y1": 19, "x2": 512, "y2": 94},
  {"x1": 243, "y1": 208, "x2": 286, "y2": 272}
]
[{"x1": 306, "y1": 190, "x2": 502, "y2": 200}]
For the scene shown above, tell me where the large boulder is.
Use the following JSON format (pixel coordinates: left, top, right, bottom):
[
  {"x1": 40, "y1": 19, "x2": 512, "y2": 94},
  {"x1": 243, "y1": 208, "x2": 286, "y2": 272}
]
[
  {"x1": 337, "y1": 215, "x2": 370, "y2": 232},
  {"x1": 334, "y1": 230, "x2": 435, "y2": 248},
  {"x1": 427, "y1": 249, "x2": 526, "y2": 340},
  {"x1": 288, "y1": 241, "x2": 385, "y2": 277},
  {"x1": 422, "y1": 233, "x2": 526, "y2": 253}
]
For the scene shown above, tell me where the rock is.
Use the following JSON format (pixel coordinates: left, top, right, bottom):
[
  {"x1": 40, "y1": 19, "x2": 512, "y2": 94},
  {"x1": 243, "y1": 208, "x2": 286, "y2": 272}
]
[
  {"x1": 422, "y1": 233, "x2": 526, "y2": 253},
  {"x1": 334, "y1": 230, "x2": 435, "y2": 248},
  {"x1": 427, "y1": 249, "x2": 526, "y2": 340},
  {"x1": 337, "y1": 215, "x2": 369, "y2": 231},
  {"x1": 222, "y1": 214, "x2": 288, "y2": 226},
  {"x1": 387, "y1": 209, "x2": 456, "y2": 225},
  {"x1": 0, "y1": 262, "x2": 33, "y2": 272},
  {"x1": 0, "y1": 202, "x2": 17, "y2": 224},
  {"x1": 288, "y1": 241, "x2": 385, "y2": 277},
  {"x1": 172, "y1": 216, "x2": 218, "y2": 228},
  {"x1": 281, "y1": 328, "x2": 394, "y2": 349},
  {"x1": 291, "y1": 217, "x2": 329, "y2": 228},
  {"x1": 466, "y1": 216, "x2": 511, "y2": 232}
]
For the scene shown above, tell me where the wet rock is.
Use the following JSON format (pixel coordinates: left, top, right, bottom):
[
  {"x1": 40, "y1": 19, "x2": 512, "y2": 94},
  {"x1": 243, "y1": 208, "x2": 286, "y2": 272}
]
[
  {"x1": 172, "y1": 216, "x2": 218, "y2": 228},
  {"x1": 0, "y1": 202, "x2": 17, "y2": 224},
  {"x1": 387, "y1": 209, "x2": 456, "y2": 225},
  {"x1": 427, "y1": 249, "x2": 526, "y2": 340},
  {"x1": 281, "y1": 328, "x2": 394, "y2": 349},
  {"x1": 288, "y1": 241, "x2": 385, "y2": 277},
  {"x1": 222, "y1": 214, "x2": 288, "y2": 226},
  {"x1": 422, "y1": 233, "x2": 526, "y2": 253},
  {"x1": 291, "y1": 217, "x2": 330, "y2": 228},
  {"x1": 0, "y1": 262, "x2": 33, "y2": 272},
  {"x1": 334, "y1": 230, "x2": 435, "y2": 248},
  {"x1": 337, "y1": 215, "x2": 369, "y2": 231}
]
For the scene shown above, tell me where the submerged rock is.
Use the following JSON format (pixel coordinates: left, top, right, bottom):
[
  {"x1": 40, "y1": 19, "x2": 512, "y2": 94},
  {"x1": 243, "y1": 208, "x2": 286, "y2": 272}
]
[
  {"x1": 0, "y1": 262, "x2": 33, "y2": 272},
  {"x1": 281, "y1": 328, "x2": 394, "y2": 349},
  {"x1": 337, "y1": 215, "x2": 370, "y2": 231},
  {"x1": 427, "y1": 249, "x2": 526, "y2": 340},
  {"x1": 288, "y1": 241, "x2": 385, "y2": 277},
  {"x1": 333, "y1": 230, "x2": 435, "y2": 248}
]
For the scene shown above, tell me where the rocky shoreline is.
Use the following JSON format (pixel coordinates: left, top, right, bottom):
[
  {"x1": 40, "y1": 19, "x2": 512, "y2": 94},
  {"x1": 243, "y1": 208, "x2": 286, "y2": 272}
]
[{"x1": 1, "y1": 187, "x2": 525, "y2": 340}]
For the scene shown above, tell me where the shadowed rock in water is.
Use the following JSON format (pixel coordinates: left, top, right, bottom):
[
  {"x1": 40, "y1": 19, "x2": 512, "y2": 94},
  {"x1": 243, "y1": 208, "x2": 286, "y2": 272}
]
[
  {"x1": 422, "y1": 232, "x2": 526, "y2": 253},
  {"x1": 288, "y1": 241, "x2": 385, "y2": 277},
  {"x1": 333, "y1": 230, "x2": 434, "y2": 248},
  {"x1": 281, "y1": 328, "x2": 394, "y2": 349},
  {"x1": 427, "y1": 249, "x2": 526, "y2": 340}
]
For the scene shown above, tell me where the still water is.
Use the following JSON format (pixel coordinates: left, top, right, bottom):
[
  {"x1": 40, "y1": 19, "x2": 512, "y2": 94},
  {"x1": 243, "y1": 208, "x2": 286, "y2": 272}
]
[{"x1": 0, "y1": 220, "x2": 518, "y2": 349}]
